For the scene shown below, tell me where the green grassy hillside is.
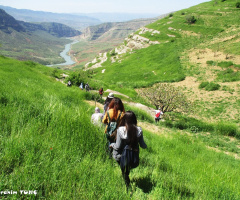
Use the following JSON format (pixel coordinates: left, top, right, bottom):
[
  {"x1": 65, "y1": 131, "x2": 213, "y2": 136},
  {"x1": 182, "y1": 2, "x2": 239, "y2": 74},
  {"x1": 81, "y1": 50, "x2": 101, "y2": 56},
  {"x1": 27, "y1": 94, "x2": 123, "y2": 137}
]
[
  {"x1": 82, "y1": 0, "x2": 240, "y2": 129},
  {"x1": 1, "y1": 56, "x2": 240, "y2": 199},
  {"x1": 92, "y1": 0, "x2": 240, "y2": 87},
  {"x1": 1, "y1": 0, "x2": 240, "y2": 199}
]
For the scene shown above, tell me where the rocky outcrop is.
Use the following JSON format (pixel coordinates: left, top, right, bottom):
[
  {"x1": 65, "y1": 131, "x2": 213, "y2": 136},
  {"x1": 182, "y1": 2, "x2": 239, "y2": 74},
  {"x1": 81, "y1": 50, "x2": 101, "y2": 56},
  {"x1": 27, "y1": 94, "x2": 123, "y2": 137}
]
[{"x1": 84, "y1": 26, "x2": 161, "y2": 69}]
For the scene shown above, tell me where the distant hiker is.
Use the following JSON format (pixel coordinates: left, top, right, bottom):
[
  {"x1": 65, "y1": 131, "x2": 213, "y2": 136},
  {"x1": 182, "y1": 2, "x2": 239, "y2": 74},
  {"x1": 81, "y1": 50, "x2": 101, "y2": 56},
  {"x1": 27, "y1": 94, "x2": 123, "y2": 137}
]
[
  {"x1": 67, "y1": 81, "x2": 72, "y2": 87},
  {"x1": 102, "y1": 97, "x2": 125, "y2": 156},
  {"x1": 79, "y1": 82, "x2": 83, "y2": 90},
  {"x1": 154, "y1": 108, "x2": 163, "y2": 123},
  {"x1": 85, "y1": 83, "x2": 90, "y2": 92},
  {"x1": 109, "y1": 111, "x2": 147, "y2": 189},
  {"x1": 99, "y1": 88, "x2": 104, "y2": 98},
  {"x1": 103, "y1": 92, "x2": 114, "y2": 116},
  {"x1": 91, "y1": 107, "x2": 104, "y2": 126}
]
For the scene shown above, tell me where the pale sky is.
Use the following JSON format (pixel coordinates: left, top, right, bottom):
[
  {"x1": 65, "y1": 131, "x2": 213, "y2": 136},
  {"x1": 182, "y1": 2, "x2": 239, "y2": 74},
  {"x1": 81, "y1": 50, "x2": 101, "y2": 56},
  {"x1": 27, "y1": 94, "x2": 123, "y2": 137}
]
[{"x1": 0, "y1": 0, "x2": 210, "y2": 14}]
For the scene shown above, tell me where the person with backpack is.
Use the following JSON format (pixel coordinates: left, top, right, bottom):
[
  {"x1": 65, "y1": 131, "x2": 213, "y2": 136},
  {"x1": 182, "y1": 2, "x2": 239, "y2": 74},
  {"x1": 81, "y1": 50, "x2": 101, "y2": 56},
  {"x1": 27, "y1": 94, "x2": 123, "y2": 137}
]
[
  {"x1": 154, "y1": 108, "x2": 163, "y2": 123},
  {"x1": 109, "y1": 111, "x2": 147, "y2": 189},
  {"x1": 102, "y1": 97, "x2": 125, "y2": 156},
  {"x1": 99, "y1": 88, "x2": 104, "y2": 98},
  {"x1": 85, "y1": 83, "x2": 90, "y2": 92}
]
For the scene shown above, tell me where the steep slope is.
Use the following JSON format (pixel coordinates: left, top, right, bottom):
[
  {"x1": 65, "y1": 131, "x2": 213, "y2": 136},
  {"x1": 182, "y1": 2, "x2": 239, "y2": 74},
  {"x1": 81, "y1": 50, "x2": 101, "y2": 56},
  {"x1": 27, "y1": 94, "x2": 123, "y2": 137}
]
[
  {"x1": 0, "y1": 9, "x2": 81, "y2": 65},
  {"x1": 1, "y1": 51, "x2": 240, "y2": 200},
  {"x1": 0, "y1": 8, "x2": 25, "y2": 33},
  {"x1": 87, "y1": 0, "x2": 240, "y2": 87},
  {"x1": 84, "y1": 0, "x2": 240, "y2": 126},
  {"x1": 70, "y1": 16, "x2": 167, "y2": 69}
]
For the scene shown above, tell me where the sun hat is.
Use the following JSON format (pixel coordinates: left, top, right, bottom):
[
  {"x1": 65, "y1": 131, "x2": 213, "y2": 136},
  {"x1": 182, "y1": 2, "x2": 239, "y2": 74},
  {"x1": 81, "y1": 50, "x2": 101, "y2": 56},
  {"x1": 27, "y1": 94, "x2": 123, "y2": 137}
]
[{"x1": 107, "y1": 92, "x2": 114, "y2": 98}]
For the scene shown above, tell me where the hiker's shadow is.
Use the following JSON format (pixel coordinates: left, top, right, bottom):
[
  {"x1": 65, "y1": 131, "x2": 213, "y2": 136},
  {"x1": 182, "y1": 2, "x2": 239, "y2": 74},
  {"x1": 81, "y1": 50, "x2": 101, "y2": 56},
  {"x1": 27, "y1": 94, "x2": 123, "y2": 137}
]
[{"x1": 133, "y1": 176, "x2": 155, "y2": 193}]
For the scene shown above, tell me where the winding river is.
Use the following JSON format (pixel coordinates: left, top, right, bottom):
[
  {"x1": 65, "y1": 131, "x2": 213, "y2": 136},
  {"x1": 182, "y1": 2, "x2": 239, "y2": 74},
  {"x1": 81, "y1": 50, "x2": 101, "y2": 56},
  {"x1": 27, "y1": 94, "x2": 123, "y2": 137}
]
[{"x1": 47, "y1": 39, "x2": 78, "y2": 66}]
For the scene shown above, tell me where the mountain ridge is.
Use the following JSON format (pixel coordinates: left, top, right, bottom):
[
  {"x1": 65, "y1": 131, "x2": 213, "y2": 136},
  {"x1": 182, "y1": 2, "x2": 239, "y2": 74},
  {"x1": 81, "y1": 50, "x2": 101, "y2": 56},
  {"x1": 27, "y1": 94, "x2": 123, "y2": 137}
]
[
  {"x1": 0, "y1": 8, "x2": 81, "y2": 64},
  {"x1": 0, "y1": 5, "x2": 101, "y2": 30}
]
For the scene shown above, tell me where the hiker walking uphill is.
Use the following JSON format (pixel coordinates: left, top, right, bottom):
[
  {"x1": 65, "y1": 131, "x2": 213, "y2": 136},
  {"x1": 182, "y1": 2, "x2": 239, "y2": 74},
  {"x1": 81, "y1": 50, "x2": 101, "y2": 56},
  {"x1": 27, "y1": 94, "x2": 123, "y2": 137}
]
[{"x1": 109, "y1": 111, "x2": 147, "y2": 189}]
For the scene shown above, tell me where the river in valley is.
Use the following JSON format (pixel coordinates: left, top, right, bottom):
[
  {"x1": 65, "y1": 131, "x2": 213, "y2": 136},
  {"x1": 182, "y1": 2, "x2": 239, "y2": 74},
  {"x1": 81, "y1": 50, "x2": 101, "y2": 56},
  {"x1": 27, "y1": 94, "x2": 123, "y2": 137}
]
[{"x1": 47, "y1": 39, "x2": 78, "y2": 67}]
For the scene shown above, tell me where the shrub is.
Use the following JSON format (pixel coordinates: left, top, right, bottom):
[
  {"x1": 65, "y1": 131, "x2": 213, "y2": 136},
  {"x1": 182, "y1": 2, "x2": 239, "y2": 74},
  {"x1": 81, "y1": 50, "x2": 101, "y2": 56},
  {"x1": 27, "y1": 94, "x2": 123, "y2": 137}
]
[
  {"x1": 206, "y1": 60, "x2": 216, "y2": 66},
  {"x1": 218, "y1": 61, "x2": 233, "y2": 68},
  {"x1": 199, "y1": 81, "x2": 220, "y2": 91},
  {"x1": 215, "y1": 122, "x2": 238, "y2": 137},
  {"x1": 199, "y1": 81, "x2": 209, "y2": 89},
  {"x1": 205, "y1": 82, "x2": 220, "y2": 91},
  {"x1": 186, "y1": 15, "x2": 197, "y2": 24},
  {"x1": 236, "y1": 2, "x2": 240, "y2": 8},
  {"x1": 169, "y1": 13, "x2": 174, "y2": 17}
]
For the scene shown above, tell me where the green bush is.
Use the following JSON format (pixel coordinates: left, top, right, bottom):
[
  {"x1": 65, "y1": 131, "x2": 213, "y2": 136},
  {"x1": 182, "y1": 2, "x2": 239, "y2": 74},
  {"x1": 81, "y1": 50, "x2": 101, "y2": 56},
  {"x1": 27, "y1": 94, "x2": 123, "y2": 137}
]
[
  {"x1": 236, "y1": 2, "x2": 240, "y2": 8},
  {"x1": 215, "y1": 122, "x2": 239, "y2": 137},
  {"x1": 206, "y1": 60, "x2": 216, "y2": 66},
  {"x1": 185, "y1": 15, "x2": 197, "y2": 24},
  {"x1": 199, "y1": 81, "x2": 209, "y2": 89},
  {"x1": 218, "y1": 61, "x2": 233, "y2": 68},
  {"x1": 205, "y1": 82, "x2": 220, "y2": 91},
  {"x1": 217, "y1": 68, "x2": 240, "y2": 82},
  {"x1": 199, "y1": 81, "x2": 220, "y2": 91}
]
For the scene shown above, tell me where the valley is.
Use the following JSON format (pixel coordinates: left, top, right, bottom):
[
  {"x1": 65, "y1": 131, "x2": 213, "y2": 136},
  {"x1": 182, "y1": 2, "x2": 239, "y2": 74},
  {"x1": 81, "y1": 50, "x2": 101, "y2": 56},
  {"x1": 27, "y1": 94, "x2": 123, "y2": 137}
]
[{"x1": 1, "y1": 0, "x2": 240, "y2": 199}]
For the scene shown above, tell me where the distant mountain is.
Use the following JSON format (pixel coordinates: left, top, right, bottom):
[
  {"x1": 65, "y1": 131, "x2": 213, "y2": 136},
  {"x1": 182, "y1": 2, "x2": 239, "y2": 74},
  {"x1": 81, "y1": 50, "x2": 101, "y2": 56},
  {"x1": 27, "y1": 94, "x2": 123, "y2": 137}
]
[
  {"x1": 81, "y1": 15, "x2": 166, "y2": 41},
  {"x1": 0, "y1": 7, "x2": 25, "y2": 33},
  {"x1": 0, "y1": 5, "x2": 101, "y2": 30},
  {"x1": 0, "y1": 9, "x2": 81, "y2": 65},
  {"x1": 74, "y1": 12, "x2": 161, "y2": 22},
  {"x1": 19, "y1": 21, "x2": 81, "y2": 38}
]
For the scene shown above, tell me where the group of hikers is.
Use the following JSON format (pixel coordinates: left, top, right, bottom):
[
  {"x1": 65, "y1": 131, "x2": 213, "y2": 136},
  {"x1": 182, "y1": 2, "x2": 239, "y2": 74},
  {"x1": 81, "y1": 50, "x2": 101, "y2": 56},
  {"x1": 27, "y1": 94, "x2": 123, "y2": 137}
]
[
  {"x1": 66, "y1": 81, "x2": 163, "y2": 189},
  {"x1": 91, "y1": 92, "x2": 147, "y2": 189},
  {"x1": 67, "y1": 81, "x2": 90, "y2": 92}
]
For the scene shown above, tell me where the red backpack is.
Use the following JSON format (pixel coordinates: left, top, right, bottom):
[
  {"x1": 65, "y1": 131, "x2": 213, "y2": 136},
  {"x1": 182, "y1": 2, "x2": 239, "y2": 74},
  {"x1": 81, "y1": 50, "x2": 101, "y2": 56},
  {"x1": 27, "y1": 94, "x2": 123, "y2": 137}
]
[{"x1": 155, "y1": 112, "x2": 160, "y2": 118}]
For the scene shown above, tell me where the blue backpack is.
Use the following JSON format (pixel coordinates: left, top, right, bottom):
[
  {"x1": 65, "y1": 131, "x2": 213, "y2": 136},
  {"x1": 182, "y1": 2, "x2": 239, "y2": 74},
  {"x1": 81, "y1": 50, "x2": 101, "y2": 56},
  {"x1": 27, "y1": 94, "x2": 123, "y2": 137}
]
[{"x1": 120, "y1": 145, "x2": 139, "y2": 171}]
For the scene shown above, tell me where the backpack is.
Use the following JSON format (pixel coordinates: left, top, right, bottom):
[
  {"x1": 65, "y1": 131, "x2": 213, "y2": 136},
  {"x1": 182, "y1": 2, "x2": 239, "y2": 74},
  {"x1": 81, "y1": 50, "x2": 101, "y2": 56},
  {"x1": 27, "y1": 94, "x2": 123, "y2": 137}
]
[
  {"x1": 120, "y1": 145, "x2": 139, "y2": 171},
  {"x1": 155, "y1": 111, "x2": 161, "y2": 118},
  {"x1": 106, "y1": 111, "x2": 122, "y2": 138}
]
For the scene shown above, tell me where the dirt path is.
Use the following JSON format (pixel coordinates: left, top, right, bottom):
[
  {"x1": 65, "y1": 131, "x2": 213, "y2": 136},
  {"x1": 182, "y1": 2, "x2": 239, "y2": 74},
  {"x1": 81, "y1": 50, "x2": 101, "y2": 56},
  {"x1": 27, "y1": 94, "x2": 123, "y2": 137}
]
[
  {"x1": 85, "y1": 89, "x2": 240, "y2": 160},
  {"x1": 105, "y1": 89, "x2": 130, "y2": 99}
]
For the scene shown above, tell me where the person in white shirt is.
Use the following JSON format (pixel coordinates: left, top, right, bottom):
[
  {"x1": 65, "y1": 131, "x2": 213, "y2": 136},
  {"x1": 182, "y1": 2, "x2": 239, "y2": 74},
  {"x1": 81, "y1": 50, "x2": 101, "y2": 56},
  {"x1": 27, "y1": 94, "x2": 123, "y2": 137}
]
[
  {"x1": 154, "y1": 108, "x2": 163, "y2": 123},
  {"x1": 91, "y1": 107, "x2": 103, "y2": 126}
]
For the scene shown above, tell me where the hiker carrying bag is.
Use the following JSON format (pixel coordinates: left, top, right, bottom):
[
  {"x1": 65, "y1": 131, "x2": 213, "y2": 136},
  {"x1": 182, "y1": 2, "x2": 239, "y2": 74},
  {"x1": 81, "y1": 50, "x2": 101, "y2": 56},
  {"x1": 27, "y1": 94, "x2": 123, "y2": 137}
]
[
  {"x1": 106, "y1": 111, "x2": 122, "y2": 139},
  {"x1": 120, "y1": 145, "x2": 139, "y2": 171}
]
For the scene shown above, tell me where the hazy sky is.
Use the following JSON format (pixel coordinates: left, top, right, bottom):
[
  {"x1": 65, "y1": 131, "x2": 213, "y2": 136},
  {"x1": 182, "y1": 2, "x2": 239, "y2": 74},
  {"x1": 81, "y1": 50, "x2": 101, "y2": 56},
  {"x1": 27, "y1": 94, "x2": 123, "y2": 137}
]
[{"x1": 0, "y1": 0, "x2": 210, "y2": 14}]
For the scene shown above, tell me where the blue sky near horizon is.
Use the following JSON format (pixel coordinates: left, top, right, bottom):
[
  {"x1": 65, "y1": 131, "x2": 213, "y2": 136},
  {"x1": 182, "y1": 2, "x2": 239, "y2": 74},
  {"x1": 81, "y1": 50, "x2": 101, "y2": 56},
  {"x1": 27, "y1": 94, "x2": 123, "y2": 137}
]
[{"x1": 0, "y1": 0, "x2": 210, "y2": 15}]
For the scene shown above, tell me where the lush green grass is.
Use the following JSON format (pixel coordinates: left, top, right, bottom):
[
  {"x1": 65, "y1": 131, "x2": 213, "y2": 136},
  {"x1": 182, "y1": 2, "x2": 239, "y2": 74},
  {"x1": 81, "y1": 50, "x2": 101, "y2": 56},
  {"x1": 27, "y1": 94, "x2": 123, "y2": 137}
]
[
  {"x1": 1, "y1": 56, "x2": 240, "y2": 199},
  {"x1": 1, "y1": 0, "x2": 240, "y2": 198},
  {"x1": 93, "y1": 41, "x2": 185, "y2": 88},
  {"x1": 89, "y1": 0, "x2": 240, "y2": 90}
]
